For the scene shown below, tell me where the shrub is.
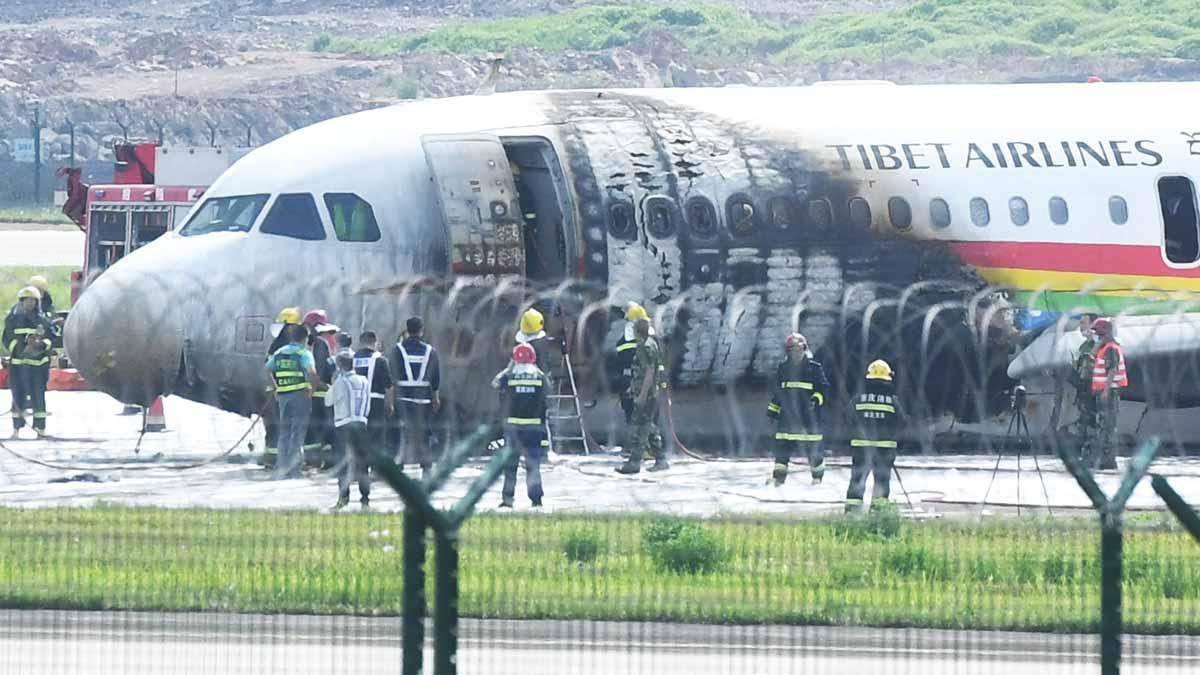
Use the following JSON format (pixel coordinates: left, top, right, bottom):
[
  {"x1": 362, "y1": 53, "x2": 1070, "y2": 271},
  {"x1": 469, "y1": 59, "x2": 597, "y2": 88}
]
[
  {"x1": 1042, "y1": 553, "x2": 1078, "y2": 585},
  {"x1": 311, "y1": 33, "x2": 332, "y2": 52},
  {"x1": 969, "y1": 556, "x2": 1001, "y2": 583},
  {"x1": 1028, "y1": 15, "x2": 1080, "y2": 44},
  {"x1": 562, "y1": 528, "x2": 604, "y2": 565},
  {"x1": 642, "y1": 520, "x2": 726, "y2": 575},
  {"x1": 832, "y1": 502, "x2": 903, "y2": 542}
]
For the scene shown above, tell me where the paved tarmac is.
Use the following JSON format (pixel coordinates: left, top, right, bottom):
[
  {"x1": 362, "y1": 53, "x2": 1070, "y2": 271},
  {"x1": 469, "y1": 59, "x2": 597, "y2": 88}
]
[
  {"x1": 3, "y1": 610, "x2": 1199, "y2": 675},
  {"x1": 3, "y1": 392, "x2": 1200, "y2": 516},
  {"x1": 0, "y1": 229, "x2": 83, "y2": 266}
]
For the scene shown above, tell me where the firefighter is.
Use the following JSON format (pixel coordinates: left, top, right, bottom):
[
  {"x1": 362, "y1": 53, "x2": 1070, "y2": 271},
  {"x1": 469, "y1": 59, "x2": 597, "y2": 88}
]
[
  {"x1": 846, "y1": 360, "x2": 901, "y2": 513},
  {"x1": 616, "y1": 318, "x2": 669, "y2": 474},
  {"x1": 352, "y1": 330, "x2": 394, "y2": 461},
  {"x1": 493, "y1": 342, "x2": 549, "y2": 507},
  {"x1": 1090, "y1": 317, "x2": 1127, "y2": 471},
  {"x1": 265, "y1": 323, "x2": 323, "y2": 479},
  {"x1": 302, "y1": 309, "x2": 337, "y2": 454},
  {"x1": 766, "y1": 333, "x2": 829, "y2": 486},
  {"x1": 263, "y1": 307, "x2": 303, "y2": 465},
  {"x1": 1072, "y1": 312, "x2": 1099, "y2": 452},
  {"x1": 609, "y1": 302, "x2": 649, "y2": 426},
  {"x1": 27, "y1": 275, "x2": 54, "y2": 318},
  {"x1": 4, "y1": 286, "x2": 54, "y2": 438},
  {"x1": 390, "y1": 316, "x2": 441, "y2": 478},
  {"x1": 515, "y1": 307, "x2": 554, "y2": 377}
]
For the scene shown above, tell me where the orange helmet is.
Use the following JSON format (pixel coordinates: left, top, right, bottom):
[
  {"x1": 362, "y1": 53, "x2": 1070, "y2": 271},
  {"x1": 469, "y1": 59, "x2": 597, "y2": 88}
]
[
  {"x1": 512, "y1": 342, "x2": 537, "y2": 365},
  {"x1": 1091, "y1": 317, "x2": 1113, "y2": 338}
]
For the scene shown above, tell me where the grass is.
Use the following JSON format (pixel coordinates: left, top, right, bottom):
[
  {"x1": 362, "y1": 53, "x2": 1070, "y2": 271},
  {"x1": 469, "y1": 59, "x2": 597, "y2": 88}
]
[
  {"x1": 312, "y1": 1, "x2": 1200, "y2": 66},
  {"x1": 2, "y1": 505, "x2": 1200, "y2": 633},
  {"x1": 0, "y1": 266, "x2": 74, "y2": 314},
  {"x1": 0, "y1": 205, "x2": 72, "y2": 226}
]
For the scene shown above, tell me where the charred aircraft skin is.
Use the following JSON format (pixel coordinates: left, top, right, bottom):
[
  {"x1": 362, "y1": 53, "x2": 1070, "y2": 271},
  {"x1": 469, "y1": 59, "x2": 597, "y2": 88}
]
[{"x1": 65, "y1": 86, "x2": 1031, "y2": 450}]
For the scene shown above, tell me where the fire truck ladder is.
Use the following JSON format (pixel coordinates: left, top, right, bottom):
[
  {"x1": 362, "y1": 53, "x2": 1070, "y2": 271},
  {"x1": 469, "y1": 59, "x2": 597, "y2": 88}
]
[{"x1": 546, "y1": 348, "x2": 590, "y2": 455}]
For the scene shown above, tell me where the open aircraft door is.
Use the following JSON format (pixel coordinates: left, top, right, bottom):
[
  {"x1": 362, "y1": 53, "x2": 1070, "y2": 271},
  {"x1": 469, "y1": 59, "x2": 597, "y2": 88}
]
[{"x1": 422, "y1": 135, "x2": 525, "y2": 280}]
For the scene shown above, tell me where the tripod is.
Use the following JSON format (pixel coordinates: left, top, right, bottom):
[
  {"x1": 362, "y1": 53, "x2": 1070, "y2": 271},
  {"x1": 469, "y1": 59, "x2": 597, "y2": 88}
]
[{"x1": 978, "y1": 385, "x2": 1054, "y2": 517}]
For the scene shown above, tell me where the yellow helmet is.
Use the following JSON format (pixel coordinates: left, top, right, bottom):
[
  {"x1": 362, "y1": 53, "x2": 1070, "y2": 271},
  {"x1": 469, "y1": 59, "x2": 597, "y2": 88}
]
[
  {"x1": 625, "y1": 302, "x2": 648, "y2": 322},
  {"x1": 17, "y1": 286, "x2": 41, "y2": 301},
  {"x1": 520, "y1": 308, "x2": 544, "y2": 334},
  {"x1": 28, "y1": 275, "x2": 49, "y2": 292},
  {"x1": 866, "y1": 359, "x2": 893, "y2": 381},
  {"x1": 276, "y1": 307, "x2": 302, "y2": 325}
]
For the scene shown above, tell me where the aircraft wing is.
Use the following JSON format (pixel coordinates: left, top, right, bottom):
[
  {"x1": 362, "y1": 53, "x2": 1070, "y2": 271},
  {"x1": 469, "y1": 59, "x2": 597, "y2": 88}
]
[{"x1": 1007, "y1": 313, "x2": 1200, "y2": 380}]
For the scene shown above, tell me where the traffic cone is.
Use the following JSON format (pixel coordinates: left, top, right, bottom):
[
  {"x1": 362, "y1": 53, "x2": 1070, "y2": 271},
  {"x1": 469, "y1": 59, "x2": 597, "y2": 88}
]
[{"x1": 143, "y1": 396, "x2": 166, "y2": 433}]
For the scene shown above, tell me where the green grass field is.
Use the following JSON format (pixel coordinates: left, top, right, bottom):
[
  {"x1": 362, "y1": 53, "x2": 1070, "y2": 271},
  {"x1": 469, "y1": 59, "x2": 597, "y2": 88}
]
[
  {"x1": 314, "y1": 1, "x2": 1200, "y2": 65},
  {"x1": 2, "y1": 506, "x2": 1198, "y2": 632},
  {"x1": 0, "y1": 266, "x2": 73, "y2": 312},
  {"x1": 0, "y1": 205, "x2": 72, "y2": 226}
]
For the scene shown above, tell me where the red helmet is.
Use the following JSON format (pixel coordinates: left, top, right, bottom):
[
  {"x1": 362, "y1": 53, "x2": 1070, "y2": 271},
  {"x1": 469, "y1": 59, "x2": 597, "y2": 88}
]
[
  {"x1": 302, "y1": 309, "x2": 329, "y2": 328},
  {"x1": 785, "y1": 333, "x2": 807, "y2": 351},
  {"x1": 1091, "y1": 317, "x2": 1113, "y2": 337},
  {"x1": 512, "y1": 342, "x2": 537, "y2": 365}
]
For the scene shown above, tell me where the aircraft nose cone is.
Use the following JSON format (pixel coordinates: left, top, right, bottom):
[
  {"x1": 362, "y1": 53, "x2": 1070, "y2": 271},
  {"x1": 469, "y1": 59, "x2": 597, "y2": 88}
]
[{"x1": 65, "y1": 266, "x2": 183, "y2": 406}]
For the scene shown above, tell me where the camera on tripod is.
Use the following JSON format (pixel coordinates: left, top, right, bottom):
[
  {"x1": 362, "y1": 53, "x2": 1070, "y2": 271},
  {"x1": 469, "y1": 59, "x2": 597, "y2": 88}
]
[{"x1": 1010, "y1": 384, "x2": 1027, "y2": 413}]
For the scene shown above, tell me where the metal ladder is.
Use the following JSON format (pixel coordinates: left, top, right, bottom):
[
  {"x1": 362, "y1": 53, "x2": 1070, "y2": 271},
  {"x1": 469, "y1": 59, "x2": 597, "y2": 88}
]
[{"x1": 545, "y1": 349, "x2": 590, "y2": 455}]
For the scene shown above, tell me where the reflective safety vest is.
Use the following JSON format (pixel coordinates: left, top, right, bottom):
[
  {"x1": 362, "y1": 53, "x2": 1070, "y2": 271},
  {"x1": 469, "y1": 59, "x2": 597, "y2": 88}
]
[
  {"x1": 353, "y1": 351, "x2": 388, "y2": 400},
  {"x1": 504, "y1": 374, "x2": 547, "y2": 428},
  {"x1": 1092, "y1": 342, "x2": 1128, "y2": 391},
  {"x1": 271, "y1": 352, "x2": 310, "y2": 394},
  {"x1": 397, "y1": 341, "x2": 434, "y2": 404}
]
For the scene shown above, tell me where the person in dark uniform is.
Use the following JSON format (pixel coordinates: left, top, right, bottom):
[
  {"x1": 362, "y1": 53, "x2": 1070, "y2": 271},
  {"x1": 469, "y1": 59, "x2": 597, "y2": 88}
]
[
  {"x1": 1090, "y1": 317, "x2": 1127, "y2": 471},
  {"x1": 4, "y1": 286, "x2": 54, "y2": 438},
  {"x1": 493, "y1": 342, "x2": 549, "y2": 508},
  {"x1": 766, "y1": 333, "x2": 829, "y2": 486},
  {"x1": 1072, "y1": 312, "x2": 1099, "y2": 453},
  {"x1": 302, "y1": 309, "x2": 337, "y2": 454},
  {"x1": 846, "y1": 359, "x2": 901, "y2": 513},
  {"x1": 515, "y1": 307, "x2": 554, "y2": 378},
  {"x1": 390, "y1": 316, "x2": 441, "y2": 478},
  {"x1": 352, "y1": 331, "x2": 394, "y2": 461}
]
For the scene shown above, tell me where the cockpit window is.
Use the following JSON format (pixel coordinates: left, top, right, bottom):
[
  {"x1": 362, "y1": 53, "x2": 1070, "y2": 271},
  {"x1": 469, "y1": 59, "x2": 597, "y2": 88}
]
[
  {"x1": 179, "y1": 194, "x2": 269, "y2": 236},
  {"x1": 325, "y1": 193, "x2": 381, "y2": 242},
  {"x1": 260, "y1": 193, "x2": 326, "y2": 241}
]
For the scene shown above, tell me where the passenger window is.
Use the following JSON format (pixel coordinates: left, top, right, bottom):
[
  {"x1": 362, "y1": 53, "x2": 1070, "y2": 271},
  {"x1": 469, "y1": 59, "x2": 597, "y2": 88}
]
[
  {"x1": 685, "y1": 197, "x2": 717, "y2": 238},
  {"x1": 848, "y1": 197, "x2": 871, "y2": 229},
  {"x1": 888, "y1": 197, "x2": 912, "y2": 230},
  {"x1": 1159, "y1": 176, "x2": 1200, "y2": 264},
  {"x1": 260, "y1": 194, "x2": 326, "y2": 241},
  {"x1": 727, "y1": 195, "x2": 757, "y2": 236},
  {"x1": 807, "y1": 198, "x2": 832, "y2": 228},
  {"x1": 645, "y1": 197, "x2": 676, "y2": 239},
  {"x1": 1108, "y1": 196, "x2": 1128, "y2": 225},
  {"x1": 768, "y1": 196, "x2": 800, "y2": 230},
  {"x1": 970, "y1": 197, "x2": 990, "y2": 227},
  {"x1": 325, "y1": 193, "x2": 381, "y2": 242},
  {"x1": 1049, "y1": 197, "x2": 1069, "y2": 225},
  {"x1": 930, "y1": 198, "x2": 951, "y2": 229},
  {"x1": 1009, "y1": 197, "x2": 1030, "y2": 226},
  {"x1": 609, "y1": 202, "x2": 635, "y2": 239}
]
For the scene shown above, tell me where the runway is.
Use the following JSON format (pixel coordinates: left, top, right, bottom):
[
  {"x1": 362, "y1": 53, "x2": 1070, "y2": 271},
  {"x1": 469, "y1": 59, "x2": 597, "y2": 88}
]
[
  {"x1": 0, "y1": 229, "x2": 83, "y2": 267},
  {"x1": 3, "y1": 392, "x2": 1200, "y2": 516},
  {"x1": 3, "y1": 609, "x2": 1199, "y2": 675}
]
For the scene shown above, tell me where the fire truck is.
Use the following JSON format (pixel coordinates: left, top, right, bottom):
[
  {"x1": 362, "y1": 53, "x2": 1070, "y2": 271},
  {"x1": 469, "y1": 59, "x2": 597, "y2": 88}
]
[
  {"x1": 0, "y1": 141, "x2": 249, "y2": 391},
  {"x1": 63, "y1": 142, "x2": 250, "y2": 302}
]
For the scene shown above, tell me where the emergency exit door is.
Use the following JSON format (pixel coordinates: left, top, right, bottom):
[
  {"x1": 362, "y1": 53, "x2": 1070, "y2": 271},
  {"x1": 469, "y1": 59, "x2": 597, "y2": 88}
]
[{"x1": 422, "y1": 135, "x2": 524, "y2": 278}]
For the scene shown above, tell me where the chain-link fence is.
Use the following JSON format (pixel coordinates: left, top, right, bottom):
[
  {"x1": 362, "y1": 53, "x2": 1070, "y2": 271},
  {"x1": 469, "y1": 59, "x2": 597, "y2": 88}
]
[{"x1": 2, "y1": 265, "x2": 1200, "y2": 673}]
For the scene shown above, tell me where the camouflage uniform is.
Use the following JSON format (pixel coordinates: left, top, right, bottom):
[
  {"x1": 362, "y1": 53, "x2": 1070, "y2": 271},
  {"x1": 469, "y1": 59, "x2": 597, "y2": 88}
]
[
  {"x1": 1095, "y1": 346, "x2": 1122, "y2": 471},
  {"x1": 1073, "y1": 335, "x2": 1097, "y2": 452},
  {"x1": 618, "y1": 337, "x2": 667, "y2": 473}
]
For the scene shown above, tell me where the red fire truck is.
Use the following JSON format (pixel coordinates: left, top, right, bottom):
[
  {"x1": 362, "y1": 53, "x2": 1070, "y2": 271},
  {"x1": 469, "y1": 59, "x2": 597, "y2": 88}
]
[
  {"x1": 63, "y1": 142, "x2": 249, "y2": 302},
  {"x1": 0, "y1": 141, "x2": 247, "y2": 391}
]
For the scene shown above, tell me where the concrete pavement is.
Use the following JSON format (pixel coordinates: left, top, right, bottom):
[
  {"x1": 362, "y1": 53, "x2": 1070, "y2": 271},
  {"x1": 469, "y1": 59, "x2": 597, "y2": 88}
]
[{"x1": 3, "y1": 610, "x2": 1199, "y2": 674}]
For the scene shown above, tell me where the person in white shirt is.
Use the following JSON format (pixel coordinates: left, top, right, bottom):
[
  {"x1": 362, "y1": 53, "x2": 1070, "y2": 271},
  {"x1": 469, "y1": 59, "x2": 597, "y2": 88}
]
[{"x1": 326, "y1": 351, "x2": 373, "y2": 509}]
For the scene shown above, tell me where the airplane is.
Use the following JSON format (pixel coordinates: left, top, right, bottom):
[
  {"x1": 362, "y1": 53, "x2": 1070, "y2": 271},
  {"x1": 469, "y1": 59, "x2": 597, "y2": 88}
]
[{"x1": 63, "y1": 81, "x2": 1200, "y2": 452}]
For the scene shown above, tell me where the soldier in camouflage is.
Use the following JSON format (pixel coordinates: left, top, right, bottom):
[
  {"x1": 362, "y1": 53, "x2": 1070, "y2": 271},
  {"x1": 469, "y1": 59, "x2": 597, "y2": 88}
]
[
  {"x1": 1073, "y1": 312, "x2": 1098, "y2": 457},
  {"x1": 616, "y1": 318, "x2": 669, "y2": 474}
]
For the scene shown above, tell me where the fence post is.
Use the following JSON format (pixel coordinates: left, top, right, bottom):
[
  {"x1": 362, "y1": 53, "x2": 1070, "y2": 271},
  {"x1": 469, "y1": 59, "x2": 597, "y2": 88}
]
[
  {"x1": 403, "y1": 511, "x2": 427, "y2": 675},
  {"x1": 30, "y1": 103, "x2": 42, "y2": 204},
  {"x1": 1055, "y1": 437, "x2": 1159, "y2": 675},
  {"x1": 434, "y1": 530, "x2": 459, "y2": 675}
]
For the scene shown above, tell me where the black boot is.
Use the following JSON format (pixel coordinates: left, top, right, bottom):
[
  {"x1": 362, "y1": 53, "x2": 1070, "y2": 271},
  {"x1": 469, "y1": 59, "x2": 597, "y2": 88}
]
[{"x1": 617, "y1": 446, "x2": 644, "y2": 474}]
